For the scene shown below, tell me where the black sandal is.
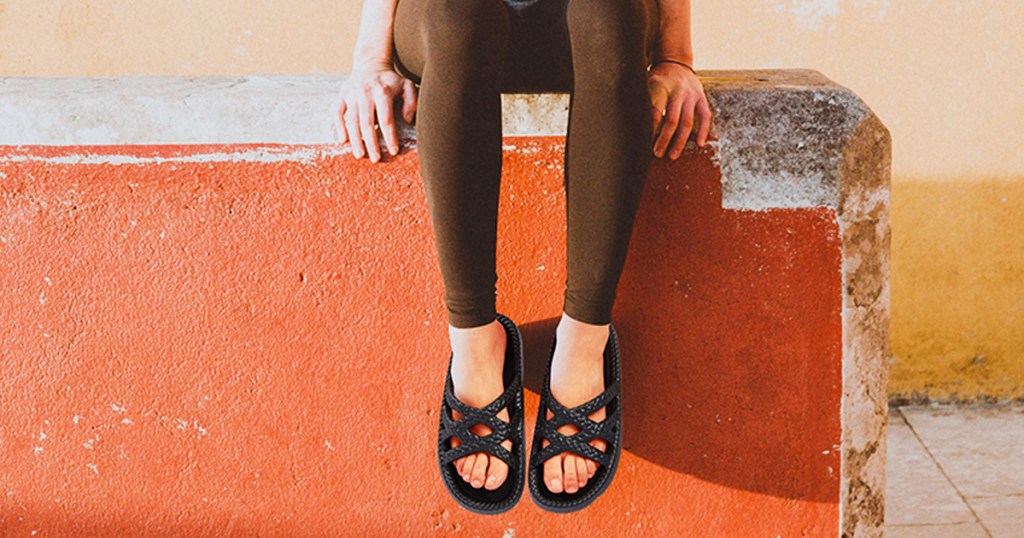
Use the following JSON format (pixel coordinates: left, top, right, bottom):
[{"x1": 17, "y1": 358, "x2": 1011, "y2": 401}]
[
  {"x1": 528, "y1": 323, "x2": 623, "y2": 513},
  {"x1": 437, "y1": 312, "x2": 526, "y2": 515}
]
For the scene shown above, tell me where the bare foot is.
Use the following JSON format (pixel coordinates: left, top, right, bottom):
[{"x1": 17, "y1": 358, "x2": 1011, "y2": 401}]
[
  {"x1": 446, "y1": 318, "x2": 513, "y2": 490},
  {"x1": 542, "y1": 312, "x2": 609, "y2": 494}
]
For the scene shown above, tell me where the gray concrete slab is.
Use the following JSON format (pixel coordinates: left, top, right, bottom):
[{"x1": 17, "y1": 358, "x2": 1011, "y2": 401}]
[
  {"x1": 900, "y1": 404, "x2": 1024, "y2": 498},
  {"x1": 886, "y1": 523, "x2": 990, "y2": 538},
  {"x1": 885, "y1": 410, "x2": 976, "y2": 526},
  {"x1": 967, "y1": 494, "x2": 1024, "y2": 538}
]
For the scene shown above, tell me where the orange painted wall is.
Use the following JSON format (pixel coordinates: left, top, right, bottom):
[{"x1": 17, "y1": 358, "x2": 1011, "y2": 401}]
[
  {"x1": 3, "y1": 0, "x2": 1017, "y2": 400},
  {"x1": 1, "y1": 141, "x2": 843, "y2": 534}
]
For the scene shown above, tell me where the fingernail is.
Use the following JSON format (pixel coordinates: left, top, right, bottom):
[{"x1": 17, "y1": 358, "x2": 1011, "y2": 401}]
[{"x1": 389, "y1": 147, "x2": 397, "y2": 156}]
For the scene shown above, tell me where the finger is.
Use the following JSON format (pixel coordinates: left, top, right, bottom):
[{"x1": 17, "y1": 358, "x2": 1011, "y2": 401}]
[
  {"x1": 357, "y1": 90, "x2": 381, "y2": 163},
  {"x1": 402, "y1": 78, "x2": 418, "y2": 124},
  {"x1": 648, "y1": 82, "x2": 669, "y2": 118},
  {"x1": 669, "y1": 98, "x2": 698, "y2": 159},
  {"x1": 343, "y1": 102, "x2": 365, "y2": 159},
  {"x1": 337, "y1": 99, "x2": 348, "y2": 145},
  {"x1": 651, "y1": 104, "x2": 665, "y2": 142},
  {"x1": 372, "y1": 84, "x2": 399, "y2": 156},
  {"x1": 696, "y1": 97, "x2": 712, "y2": 147},
  {"x1": 667, "y1": 121, "x2": 690, "y2": 160},
  {"x1": 654, "y1": 96, "x2": 684, "y2": 158},
  {"x1": 648, "y1": 83, "x2": 669, "y2": 139}
]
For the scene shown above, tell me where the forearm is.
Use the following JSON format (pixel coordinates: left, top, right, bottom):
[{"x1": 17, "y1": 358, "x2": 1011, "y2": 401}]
[
  {"x1": 655, "y1": 0, "x2": 694, "y2": 64},
  {"x1": 352, "y1": 0, "x2": 399, "y2": 69}
]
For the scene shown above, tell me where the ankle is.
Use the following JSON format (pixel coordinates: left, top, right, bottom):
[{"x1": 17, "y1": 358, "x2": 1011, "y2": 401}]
[
  {"x1": 449, "y1": 319, "x2": 506, "y2": 377},
  {"x1": 554, "y1": 313, "x2": 609, "y2": 362}
]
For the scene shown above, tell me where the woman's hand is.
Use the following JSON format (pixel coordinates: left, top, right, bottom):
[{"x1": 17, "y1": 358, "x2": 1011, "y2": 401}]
[
  {"x1": 337, "y1": 60, "x2": 419, "y2": 163},
  {"x1": 647, "y1": 62, "x2": 712, "y2": 159}
]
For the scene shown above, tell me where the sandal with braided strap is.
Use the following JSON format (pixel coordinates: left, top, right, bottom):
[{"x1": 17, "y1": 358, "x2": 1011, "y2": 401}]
[
  {"x1": 437, "y1": 312, "x2": 526, "y2": 515},
  {"x1": 528, "y1": 323, "x2": 622, "y2": 513}
]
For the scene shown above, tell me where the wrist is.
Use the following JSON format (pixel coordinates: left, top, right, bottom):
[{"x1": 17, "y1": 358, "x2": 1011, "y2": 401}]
[
  {"x1": 648, "y1": 56, "x2": 696, "y2": 75},
  {"x1": 352, "y1": 54, "x2": 393, "y2": 74}
]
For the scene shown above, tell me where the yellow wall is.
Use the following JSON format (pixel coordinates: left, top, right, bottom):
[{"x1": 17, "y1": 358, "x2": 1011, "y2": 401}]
[{"x1": 2, "y1": 0, "x2": 1022, "y2": 400}]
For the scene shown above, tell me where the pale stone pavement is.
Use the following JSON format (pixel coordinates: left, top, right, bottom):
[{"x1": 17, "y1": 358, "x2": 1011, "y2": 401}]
[{"x1": 886, "y1": 404, "x2": 1024, "y2": 537}]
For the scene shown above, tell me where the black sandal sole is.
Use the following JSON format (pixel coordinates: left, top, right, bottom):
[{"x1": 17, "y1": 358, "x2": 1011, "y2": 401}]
[
  {"x1": 437, "y1": 312, "x2": 526, "y2": 515},
  {"x1": 528, "y1": 323, "x2": 623, "y2": 513}
]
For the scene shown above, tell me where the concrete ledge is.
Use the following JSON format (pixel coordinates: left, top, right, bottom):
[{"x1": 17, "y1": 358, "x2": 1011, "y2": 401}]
[
  {"x1": 2, "y1": 70, "x2": 880, "y2": 211},
  {"x1": 0, "y1": 69, "x2": 891, "y2": 536}
]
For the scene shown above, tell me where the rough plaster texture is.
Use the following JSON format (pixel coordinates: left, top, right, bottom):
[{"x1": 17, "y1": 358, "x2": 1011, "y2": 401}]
[{"x1": 0, "y1": 69, "x2": 890, "y2": 536}]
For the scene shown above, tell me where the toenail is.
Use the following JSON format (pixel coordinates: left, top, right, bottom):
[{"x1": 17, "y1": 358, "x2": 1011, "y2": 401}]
[
  {"x1": 486, "y1": 476, "x2": 497, "y2": 487},
  {"x1": 551, "y1": 479, "x2": 561, "y2": 491},
  {"x1": 472, "y1": 479, "x2": 482, "y2": 487}
]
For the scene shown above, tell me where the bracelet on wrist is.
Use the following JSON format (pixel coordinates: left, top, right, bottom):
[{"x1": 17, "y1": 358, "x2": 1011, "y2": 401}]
[{"x1": 648, "y1": 57, "x2": 696, "y2": 75}]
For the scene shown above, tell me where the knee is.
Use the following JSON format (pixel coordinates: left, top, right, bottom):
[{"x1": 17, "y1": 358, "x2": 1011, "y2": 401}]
[
  {"x1": 566, "y1": 0, "x2": 648, "y2": 53},
  {"x1": 423, "y1": 0, "x2": 510, "y2": 55}
]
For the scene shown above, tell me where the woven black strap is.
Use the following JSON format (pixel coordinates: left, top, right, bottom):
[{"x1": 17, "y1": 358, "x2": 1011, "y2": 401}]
[
  {"x1": 439, "y1": 372, "x2": 518, "y2": 468},
  {"x1": 533, "y1": 379, "x2": 620, "y2": 468}
]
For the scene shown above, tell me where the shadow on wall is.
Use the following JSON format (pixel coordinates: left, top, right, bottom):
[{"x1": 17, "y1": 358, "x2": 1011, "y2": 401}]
[{"x1": 521, "y1": 150, "x2": 844, "y2": 503}]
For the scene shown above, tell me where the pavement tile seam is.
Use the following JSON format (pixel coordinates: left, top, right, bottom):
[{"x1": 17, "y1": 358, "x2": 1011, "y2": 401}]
[{"x1": 894, "y1": 406, "x2": 994, "y2": 537}]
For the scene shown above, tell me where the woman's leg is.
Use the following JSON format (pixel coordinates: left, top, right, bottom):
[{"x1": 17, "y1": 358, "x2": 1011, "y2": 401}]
[
  {"x1": 394, "y1": 0, "x2": 510, "y2": 330},
  {"x1": 393, "y1": 0, "x2": 515, "y2": 491},
  {"x1": 543, "y1": 0, "x2": 657, "y2": 495},
  {"x1": 562, "y1": 0, "x2": 655, "y2": 326}
]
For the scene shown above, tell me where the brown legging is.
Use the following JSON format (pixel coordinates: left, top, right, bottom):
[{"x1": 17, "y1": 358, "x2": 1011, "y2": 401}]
[{"x1": 392, "y1": 0, "x2": 660, "y2": 328}]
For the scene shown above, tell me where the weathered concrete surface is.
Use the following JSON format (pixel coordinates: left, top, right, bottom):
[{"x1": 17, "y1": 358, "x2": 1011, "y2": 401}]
[
  {"x1": 2, "y1": 70, "x2": 875, "y2": 212},
  {"x1": 0, "y1": 70, "x2": 890, "y2": 536}
]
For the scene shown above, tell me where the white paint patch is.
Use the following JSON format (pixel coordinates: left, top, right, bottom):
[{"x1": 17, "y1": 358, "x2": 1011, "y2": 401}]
[
  {"x1": 110, "y1": 403, "x2": 126, "y2": 413},
  {"x1": 0, "y1": 146, "x2": 355, "y2": 166},
  {"x1": 33, "y1": 446, "x2": 43, "y2": 455},
  {"x1": 121, "y1": 418, "x2": 133, "y2": 425},
  {"x1": 324, "y1": 440, "x2": 335, "y2": 450},
  {"x1": 766, "y1": 0, "x2": 842, "y2": 31},
  {"x1": 502, "y1": 528, "x2": 515, "y2": 538},
  {"x1": 86, "y1": 463, "x2": 99, "y2": 474},
  {"x1": 73, "y1": 415, "x2": 81, "y2": 424}
]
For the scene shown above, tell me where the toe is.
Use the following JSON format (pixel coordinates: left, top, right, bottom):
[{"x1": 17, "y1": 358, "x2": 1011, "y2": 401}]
[
  {"x1": 470, "y1": 451, "x2": 488, "y2": 488},
  {"x1": 484, "y1": 454, "x2": 507, "y2": 490},
  {"x1": 461, "y1": 454, "x2": 476, "y2": 482},
  {"x1": 544, "y1": 453, "x2": 564, "y2": 493},
  {"x1": 563, "y1": 454, "x2": 579, "y2": 493},
  {"x1": 588, "y1": 437, "x2": 606, "y2": 478},
  {"x1": 575, "y1": 456, "x2": 589, "y2": 488}
]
